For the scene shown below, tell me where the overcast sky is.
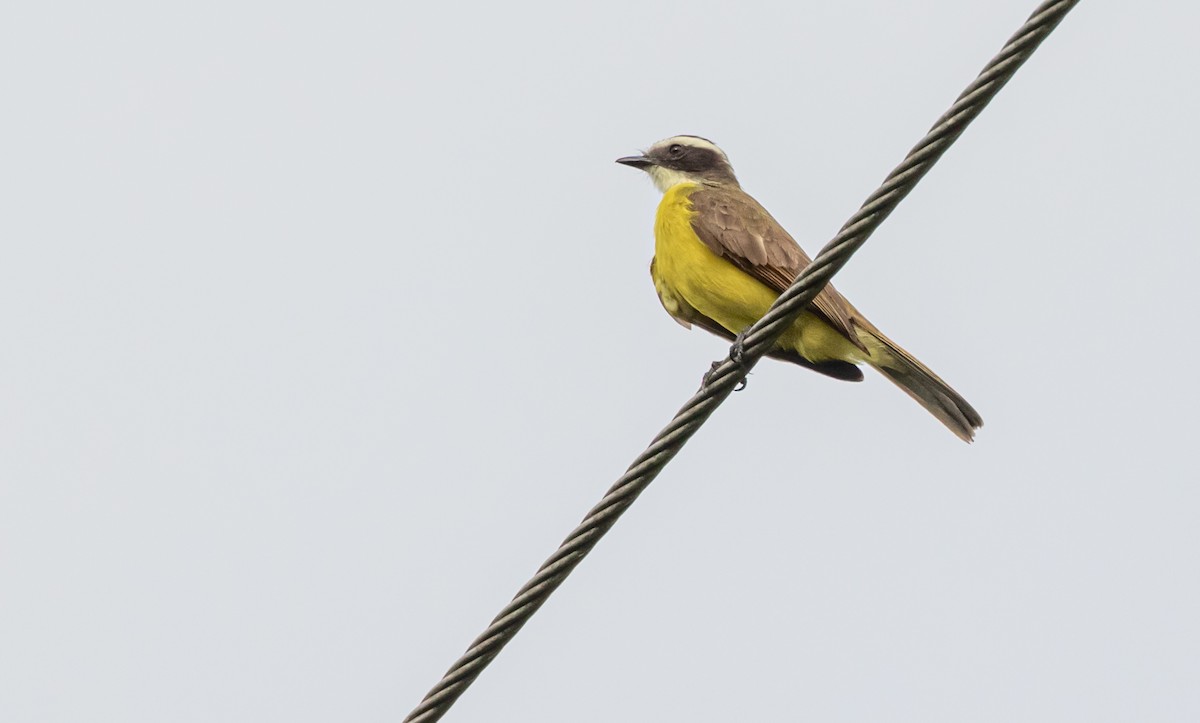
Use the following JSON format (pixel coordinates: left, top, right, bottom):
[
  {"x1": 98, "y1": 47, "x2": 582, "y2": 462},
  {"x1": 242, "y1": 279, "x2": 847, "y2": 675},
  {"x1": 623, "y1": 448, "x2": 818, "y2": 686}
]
[{"x1": 3, "y1": 2, "x2": 1198, "y2": 721}]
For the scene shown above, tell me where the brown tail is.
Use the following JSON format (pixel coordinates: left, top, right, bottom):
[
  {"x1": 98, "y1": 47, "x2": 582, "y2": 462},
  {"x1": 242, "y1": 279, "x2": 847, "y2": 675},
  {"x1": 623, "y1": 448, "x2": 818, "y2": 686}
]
[{"x1": 858, "y1": 327, "x2": 983, "y2": 443}]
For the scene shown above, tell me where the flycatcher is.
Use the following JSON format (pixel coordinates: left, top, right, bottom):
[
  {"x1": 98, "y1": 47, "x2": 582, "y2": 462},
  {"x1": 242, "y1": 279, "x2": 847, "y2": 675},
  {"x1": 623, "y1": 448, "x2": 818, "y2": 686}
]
[{"x1": 618, "y1": 135, "x2": 982, "y2": 442}]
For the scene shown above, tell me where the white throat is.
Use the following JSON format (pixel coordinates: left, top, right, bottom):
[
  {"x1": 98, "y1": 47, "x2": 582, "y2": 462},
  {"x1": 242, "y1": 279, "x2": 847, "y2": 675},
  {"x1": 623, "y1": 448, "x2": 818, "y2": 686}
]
[{"x1": 647, "y1": 165, "x2": 702, "y2": 194}]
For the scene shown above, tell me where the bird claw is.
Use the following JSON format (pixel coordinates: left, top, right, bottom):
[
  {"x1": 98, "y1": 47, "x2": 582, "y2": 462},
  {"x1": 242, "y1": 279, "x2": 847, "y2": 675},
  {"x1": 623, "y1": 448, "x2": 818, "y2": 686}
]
[
  {"x1": 729, "y1": 331, "x2": 748, "y2": 365},
  {"x1": 700, "y1": 360, "x2": 749, "y2": 392}
]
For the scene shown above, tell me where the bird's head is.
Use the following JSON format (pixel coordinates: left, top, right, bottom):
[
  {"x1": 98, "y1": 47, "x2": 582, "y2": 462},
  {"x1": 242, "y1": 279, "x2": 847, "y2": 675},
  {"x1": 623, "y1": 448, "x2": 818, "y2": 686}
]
[{"x1": 617, "y1": 135, "x2": 739, "y2": 192}]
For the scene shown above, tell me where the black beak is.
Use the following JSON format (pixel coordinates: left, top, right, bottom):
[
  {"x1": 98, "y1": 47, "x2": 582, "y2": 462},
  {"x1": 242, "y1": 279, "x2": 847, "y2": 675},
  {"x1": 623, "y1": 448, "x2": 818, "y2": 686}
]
[{"x1": 616, "y1": 154, "x2": 654, "y2": 170}]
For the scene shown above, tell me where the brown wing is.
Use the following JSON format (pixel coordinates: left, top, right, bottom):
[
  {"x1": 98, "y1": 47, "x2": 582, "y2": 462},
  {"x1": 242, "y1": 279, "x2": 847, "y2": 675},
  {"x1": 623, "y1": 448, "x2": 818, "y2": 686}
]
[{"x1": 689, "y1": 185, "x2": 867, "y2": 353}]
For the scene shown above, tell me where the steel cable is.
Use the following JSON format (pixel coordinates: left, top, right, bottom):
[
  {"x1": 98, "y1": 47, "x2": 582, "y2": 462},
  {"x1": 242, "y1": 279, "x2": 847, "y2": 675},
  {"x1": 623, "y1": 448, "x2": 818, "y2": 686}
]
[{"x1": 405, "y1": 2, "x2": 1080, "y2": 720}]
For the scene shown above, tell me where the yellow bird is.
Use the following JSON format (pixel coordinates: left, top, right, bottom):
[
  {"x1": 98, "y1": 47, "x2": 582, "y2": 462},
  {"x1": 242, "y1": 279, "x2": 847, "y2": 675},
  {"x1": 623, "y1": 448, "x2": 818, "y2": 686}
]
[{"x1": 618, "y1": 135, "x2": 982, "y2": 442}]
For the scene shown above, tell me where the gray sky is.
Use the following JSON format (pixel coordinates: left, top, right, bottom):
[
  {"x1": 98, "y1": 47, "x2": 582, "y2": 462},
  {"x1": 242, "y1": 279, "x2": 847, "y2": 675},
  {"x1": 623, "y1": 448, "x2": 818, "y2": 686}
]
[{"x1": 2, "y1": 1, "x2": 1198, "y2": 721}]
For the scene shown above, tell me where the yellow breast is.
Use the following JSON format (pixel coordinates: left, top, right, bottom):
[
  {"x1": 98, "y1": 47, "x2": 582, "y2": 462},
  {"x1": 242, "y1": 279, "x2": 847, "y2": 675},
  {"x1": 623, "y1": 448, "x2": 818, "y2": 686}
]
[
  {"x1": 650, "y1": 183, "x2": 861, "y2": 363},
  {"x1": 652, "y1": 183, "x2": 781, "y2": 334}
]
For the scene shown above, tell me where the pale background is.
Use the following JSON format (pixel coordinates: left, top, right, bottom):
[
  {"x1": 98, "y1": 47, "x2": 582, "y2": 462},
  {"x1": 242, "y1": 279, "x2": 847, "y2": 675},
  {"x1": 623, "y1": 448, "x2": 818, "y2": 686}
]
[{"x1": 2, "y1": 2, "x2": 1197, "y2": 721}]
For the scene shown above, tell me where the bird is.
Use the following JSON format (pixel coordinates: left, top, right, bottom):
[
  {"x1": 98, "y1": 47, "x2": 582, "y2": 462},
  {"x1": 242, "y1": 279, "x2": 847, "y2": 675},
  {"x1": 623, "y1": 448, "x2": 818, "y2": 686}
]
[{"x1": 617, "y1": 135, "x2": 982, "y2": 442}]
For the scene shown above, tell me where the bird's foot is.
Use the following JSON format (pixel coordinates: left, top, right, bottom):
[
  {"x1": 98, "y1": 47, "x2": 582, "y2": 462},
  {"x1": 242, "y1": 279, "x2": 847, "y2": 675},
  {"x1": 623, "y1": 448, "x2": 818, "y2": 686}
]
[
  {"x1": 700, "y1": 360, "x2": 749, "y2": 392},
  {"x1": 729, "y1": 330, "x2": 749, "y2": 365}
]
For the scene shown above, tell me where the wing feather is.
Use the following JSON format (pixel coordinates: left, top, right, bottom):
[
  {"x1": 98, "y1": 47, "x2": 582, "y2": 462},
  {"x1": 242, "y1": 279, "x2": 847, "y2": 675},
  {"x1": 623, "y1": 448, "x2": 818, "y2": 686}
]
[{"x1": 689, "y1": 186, "x2": 867, "y2": 352}]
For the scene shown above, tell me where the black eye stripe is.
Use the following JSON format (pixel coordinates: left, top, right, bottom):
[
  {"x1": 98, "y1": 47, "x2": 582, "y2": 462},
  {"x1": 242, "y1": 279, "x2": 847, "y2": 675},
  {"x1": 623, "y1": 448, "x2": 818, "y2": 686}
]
[{"x1": 649, "y1": 142, "x2": 735, "y2": 185}]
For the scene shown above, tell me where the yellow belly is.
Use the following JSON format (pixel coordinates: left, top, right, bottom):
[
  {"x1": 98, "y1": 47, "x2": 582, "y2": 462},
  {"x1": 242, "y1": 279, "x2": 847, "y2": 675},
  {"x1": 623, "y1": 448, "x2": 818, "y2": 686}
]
[{"x1": 651, "y1": 183, "x2": 860, "y2": 363}]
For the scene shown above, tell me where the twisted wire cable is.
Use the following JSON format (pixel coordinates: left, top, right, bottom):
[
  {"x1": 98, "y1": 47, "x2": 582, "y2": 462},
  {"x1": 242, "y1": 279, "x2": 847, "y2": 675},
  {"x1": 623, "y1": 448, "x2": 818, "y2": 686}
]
[{"x1": 405, "y1": 2, "x2": 1080, "y2": 720}]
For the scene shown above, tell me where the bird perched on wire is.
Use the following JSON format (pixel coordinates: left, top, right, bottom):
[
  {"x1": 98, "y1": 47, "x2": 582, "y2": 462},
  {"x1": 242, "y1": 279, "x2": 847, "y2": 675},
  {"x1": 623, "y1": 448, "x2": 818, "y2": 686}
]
[{"x1": 618, "y1": 135, "x2": 982, "y2": 442}]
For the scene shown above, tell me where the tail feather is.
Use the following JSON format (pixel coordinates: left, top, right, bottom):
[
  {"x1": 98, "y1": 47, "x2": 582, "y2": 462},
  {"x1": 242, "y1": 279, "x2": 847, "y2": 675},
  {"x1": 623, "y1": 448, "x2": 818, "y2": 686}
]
[{"x1": 859, "y1": 328, "x2": 983, "y2": 443}]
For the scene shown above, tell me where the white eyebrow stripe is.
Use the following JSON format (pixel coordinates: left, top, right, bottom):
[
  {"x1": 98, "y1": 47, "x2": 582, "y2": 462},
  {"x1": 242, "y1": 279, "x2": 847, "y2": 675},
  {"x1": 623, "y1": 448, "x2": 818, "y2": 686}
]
[{"x1": 648, "y1": 135, "x2": 729, "y2": 161}]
